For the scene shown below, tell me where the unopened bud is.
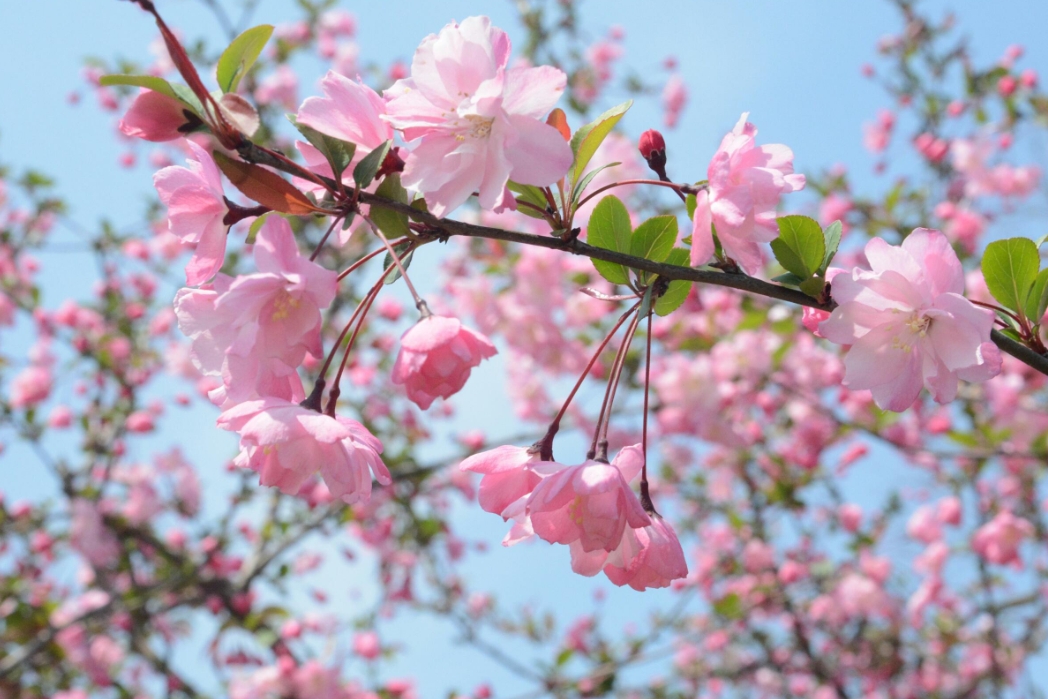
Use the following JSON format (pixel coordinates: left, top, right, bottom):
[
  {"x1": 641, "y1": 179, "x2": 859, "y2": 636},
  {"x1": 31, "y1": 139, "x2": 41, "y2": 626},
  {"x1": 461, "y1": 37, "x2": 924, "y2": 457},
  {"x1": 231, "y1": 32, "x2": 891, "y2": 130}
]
[{"x1": 638, "y1": 129, "x2": 666, "y2": 162}]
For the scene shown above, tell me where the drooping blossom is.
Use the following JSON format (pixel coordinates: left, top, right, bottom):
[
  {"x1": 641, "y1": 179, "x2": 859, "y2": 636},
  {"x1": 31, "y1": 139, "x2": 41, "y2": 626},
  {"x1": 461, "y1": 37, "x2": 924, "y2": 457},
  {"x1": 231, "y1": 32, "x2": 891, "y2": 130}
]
[
  {"x1": 217, "y1": 397, "x2": 390, "y2": 504},
  {"x1": 599, "y1": 514, "x2": 688, "y2": 590},
  {"x1": 153, "y1": 141, "x2": 231, "y2": 286},
  {"x1": 459, "y1": 444, "x2": 542, "y2": 518},
  {"x1": 174, "y1": 217, "x2": 337, "y2": 407},
  {"x1": 526, "y1": 444, "x2": 650, "y2": 553},
  {"x1": 118, "y1": 89, "x2": 189, "y2": 142},
  {"x1": 971, "y1": 510, "x2": 1032, "y2": 567},
  {"x1": 391, "y1": 314, "x2": 497, "y2": 410},
  {"x1": 691, "y1": 113, "x2": 806, "y2": 274},
  {"x1": 383, "y1": 16, "x2": 573, "y2": 218},
  {"x1": 819, "y1": 228, "x2": 1001, "y2": 411}
]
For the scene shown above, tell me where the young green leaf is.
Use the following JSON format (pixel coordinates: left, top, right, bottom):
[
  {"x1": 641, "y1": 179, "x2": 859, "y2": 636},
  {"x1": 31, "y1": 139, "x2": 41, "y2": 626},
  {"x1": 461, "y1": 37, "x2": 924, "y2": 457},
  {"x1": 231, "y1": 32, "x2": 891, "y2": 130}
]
[
  {"x1": 508, "y1": 181, "x2": 549, "y2": 220},
  {"x1": 216, "y1": 25, "x2": 274, "y2": 93},
  {"x1": 629, "y1": 216, "x2": 677, "y2": 263},
  {"x1": 685, "y1": 193, "x2": 697, "y2": 220},
  {"x1": 370, "y1": 174, "x2": 411, "y2": 239},
  {"x1": 821, "y1": 220, "x2": 842, "y2": 273},
  {"x1": 353, "y1": 140, "x2": 392, "y2": 189},
  {"x1": 587, "y1": 195, "x2": 632, "y2": 284},
  {"x1": 981, "y1": 237, "x2": 1040, "y2": 315},
  {"x1": 246, "y1": 211, "x2": 274, "y2": 245},
  {"x1": 637, "y1": 284, "x2": 655, "y2": 318},
  {"x1": 568, "y1": 100, "x2": 632, "y2": 186},
  {"x1": 100, "y1": 74, "x2": 178, "y2": 100},
  {"x1": 571, "y1": 161, "x2": 620, "y2": 203},
  {"x1": 654, "y1": 248, "x2": 693, "y2": 316},
  {"x1": 287, "y1": 115, "x2": 356, "y2": 182},
  {"x1": 1025, "y1": 267, "x2": 1048, "y2": 324},
  {"x1": 772, "y1": 215, "x2": 825, "y2": 279}
]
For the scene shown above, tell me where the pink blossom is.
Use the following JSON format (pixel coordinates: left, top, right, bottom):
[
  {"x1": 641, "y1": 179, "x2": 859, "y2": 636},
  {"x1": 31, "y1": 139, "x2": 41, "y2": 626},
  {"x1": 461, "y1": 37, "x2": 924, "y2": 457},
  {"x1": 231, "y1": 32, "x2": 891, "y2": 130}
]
[
  {"x1": 819, "y1": 228, "x2": 1001, "y2": 411},
  {"x1": 526, "y1": 444, "x2": 650, "y2": 553},
  {"x1": 691, "y1": 113, "x2": 806, "y2": 274},
  {"x1": 662, "y1": 74, "x2": 687, "y2": 128},
  {"x1": 907, "y1": 504, "x2": 942, "y2": 543},
  {"x1": 119, "y1": 89, "x2": 189, "y2": 142},
  {"x1": 863, "y1": 109, "x2": 895, "y2": 153},
  {"x1": 391, "y1": 314, "x2": 497, "y2": 410},
  {"x1": 9, "y1": 364, "x2": 52, "y2": 408},
  {"x1": 217, "y1": 397, "x2": 390, "y2": 504},
  {"x1": 601, "y1": 514, "x2": 688, "y2": 590},
  {"x1": 255, "y1": 65, "x2": 299, "y2": 112},
  {"x1": 459, "y1": 444, "x2": 541, "y2": 518},
  {"x1": 971, "y1": 510, "x2": 1032, "y2": 566},
  {"x1": 353, "y1": 631, "x2": 381, "y2": 660},
  {"x1": 153, "y1": 141, "x2": 231, "y2": 286},
  {"x1": 175, "y1": 217, "x2": 337, "y2": 407},
  {"x1": 295, "y1": 71, "x2": 393, "y2": 178},
  {"x1": 69, "y1": 499, "x2": 120, "y2": 567},
  {"x1": 383, "y1": 16, "x2": 573, "y2": 217}
]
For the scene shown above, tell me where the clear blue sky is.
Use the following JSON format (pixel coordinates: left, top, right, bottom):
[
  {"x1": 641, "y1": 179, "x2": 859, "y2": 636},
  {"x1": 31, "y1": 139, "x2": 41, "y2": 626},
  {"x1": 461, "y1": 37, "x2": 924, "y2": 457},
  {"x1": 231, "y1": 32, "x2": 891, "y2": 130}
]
[{"x1": 2, "y1": 1, "x2": 1048, "y2": 695}]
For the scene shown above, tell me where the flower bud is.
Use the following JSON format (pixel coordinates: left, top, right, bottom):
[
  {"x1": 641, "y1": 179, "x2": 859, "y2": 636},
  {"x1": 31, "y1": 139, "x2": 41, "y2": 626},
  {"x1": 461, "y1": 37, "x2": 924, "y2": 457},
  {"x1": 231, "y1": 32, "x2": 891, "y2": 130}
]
[{"x1": 638, "y1": 129, "x2": 666, "y2": 162}]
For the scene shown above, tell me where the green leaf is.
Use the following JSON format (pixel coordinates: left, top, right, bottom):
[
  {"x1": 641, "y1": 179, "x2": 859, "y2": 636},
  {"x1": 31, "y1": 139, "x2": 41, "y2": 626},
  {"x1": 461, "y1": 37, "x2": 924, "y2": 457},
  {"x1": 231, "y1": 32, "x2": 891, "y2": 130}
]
[
  {"x1": 772, "y1": 215, "x2": 825, "y2": 279},
  {"x1": 508, "y1": 181, "x2": 549, "y2": 220},
  {"x1": 712, "y1": 593, "x2": 744, "y2": 620},
  {"x1": 982, "y1": 237, "x2": 1040, "y2": 315},
  {"x1": 821, "y1": 220, "x2": 842, "y2": 273},
  {"x1": 353, "y1": 140, "x2": 392, "y2": 189},
  {"x1": 629, "y1": 216, "x2": 677, "y2": 263},
  {"x1": 799, "y1": 276, "x2": 826, "y2": 298},
  {"x1": 587, "y1": 195, "x2": 632, "y2": 284},
  {"x1": 246, "y1": 212, "x2": 274, "y2": 245},
  {"x1": 216, "y1": 25, "x2": 274, "y2": 93},
  {"x1": 99, "y1": 74, "x2": 178, "y2": 100},
  {"x1": 772, "y1": 272, "x2": 807, "y2": 287},
  {"x1": 685, "y1": 193, "x2": 697, "y2": 220},
  {"x1": 571, "y1": 161, "x2": 620, "y2": 203},
  {"x1": 654, "y1": 248, "x2": 693, "y2": 316},
  {"x1": 382, "y1": 240, "x2": 414, "y2": 285},
  {"x1": 1026, "y1": 267, "x2": 1048, "y2": 323},
  {"x1": 568, "y1": 100, "x2": 632, "y2": 186},
  {"x1": 638, "y1": 284, "x2": 655, "y2": 318},
  {"x1": 287, "y1": 115, "x2": 355, "y2": 182},
  {"x1": 370, "y1": 174, "x2": 411, "y2": 239}
]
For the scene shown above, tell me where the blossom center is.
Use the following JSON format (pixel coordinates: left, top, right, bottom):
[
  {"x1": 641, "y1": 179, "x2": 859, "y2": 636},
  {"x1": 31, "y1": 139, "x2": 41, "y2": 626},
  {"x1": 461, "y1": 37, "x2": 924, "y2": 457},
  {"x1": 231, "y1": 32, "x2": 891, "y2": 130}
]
[
  {"x1": 463, "y1": 114, "x2": 494, "y2": 140},
  {"x1": 905, "y1": 312, "x2": 932, "y2": 337},
  {"x1": 271, "y1": 290, "x2": 301, "y2": 321}
]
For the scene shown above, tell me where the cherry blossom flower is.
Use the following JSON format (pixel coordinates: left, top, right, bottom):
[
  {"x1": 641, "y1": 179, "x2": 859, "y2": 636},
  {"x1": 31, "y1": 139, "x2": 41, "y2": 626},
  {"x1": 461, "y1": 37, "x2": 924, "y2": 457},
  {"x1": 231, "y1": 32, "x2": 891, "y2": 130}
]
[
  {"x1": 526, "y1": 444, "x2": 650, "y2": 553},
  {"x1": 819, "y1": 228, "x2": 1001, "y2": 411},
  {"x1": 153, "y1": 141, "x2": 230, "y2": 286},
  {"x1": 459, "y1": 444, "x2": 542, "y2": 518},
  {"x1": 383, "y1": 16, "x2": 573, "y2": 217},
  {"x1": 217, "y1": 397, "x2": 390, "y2": 504},
  {"x1": 175, "y1": 217, "x2": 337, "y2": 407},
  {"x1": 691, "y1": 113, "x2": 806, "y2": 273},
  {"x1": 971, "y1": 510, "x2": 1032, "y2": 567},
  {"x1": 391, "y1": 314, "x2": 497, "y2": 410},
  {"x1": 600, "y1": 515, "x2": 688, "y2": 590}
]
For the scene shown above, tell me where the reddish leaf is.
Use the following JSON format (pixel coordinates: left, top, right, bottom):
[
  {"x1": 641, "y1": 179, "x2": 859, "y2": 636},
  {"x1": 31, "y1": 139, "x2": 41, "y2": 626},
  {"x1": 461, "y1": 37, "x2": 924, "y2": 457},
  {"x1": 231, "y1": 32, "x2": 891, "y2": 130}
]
[
  {"x1": 547, "y1": 108, "x2": 571, "y2": 141},
  {"x1": 212, "y1": 151, "x2": 318, "y2": 215}
]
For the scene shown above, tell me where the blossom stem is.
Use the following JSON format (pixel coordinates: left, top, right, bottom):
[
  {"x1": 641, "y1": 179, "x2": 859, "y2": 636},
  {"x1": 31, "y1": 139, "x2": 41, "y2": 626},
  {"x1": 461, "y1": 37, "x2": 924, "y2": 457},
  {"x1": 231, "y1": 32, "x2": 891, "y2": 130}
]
[
  {"x1": 326, "y1": 267, "x2": 394, "y2": 415},
  {"x1": 362, "y1": 214, "x2": 426, "y2": 312},
  {"x1": 316, "y1": 264, "x2": 397, "y2": 384},
  {"x1": 541, "y1": 300, "x2": 641, "y2": 457},
  {"x1": 337, "y1": 245, "x2": 399, "y2": 282},
  {"x1": 310, "y1": 214, "x2": 345, "y2": 262},
  {"x1": 639, "y1": 306, "x2": 656, "y2": 514},
  {"x1": 589, "y1": 307, "x2": 643, "y2": 461},
  {"x1": 575, "y1": 179, "x2": 700, "y2": 210}
]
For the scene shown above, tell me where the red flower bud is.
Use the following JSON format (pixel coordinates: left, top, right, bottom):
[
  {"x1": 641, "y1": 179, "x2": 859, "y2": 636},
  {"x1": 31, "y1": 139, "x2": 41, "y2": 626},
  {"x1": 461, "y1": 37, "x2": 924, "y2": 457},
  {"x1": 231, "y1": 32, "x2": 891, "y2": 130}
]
[{"x1": 638, "y1": 129, "x2": 666, "y2": 161}]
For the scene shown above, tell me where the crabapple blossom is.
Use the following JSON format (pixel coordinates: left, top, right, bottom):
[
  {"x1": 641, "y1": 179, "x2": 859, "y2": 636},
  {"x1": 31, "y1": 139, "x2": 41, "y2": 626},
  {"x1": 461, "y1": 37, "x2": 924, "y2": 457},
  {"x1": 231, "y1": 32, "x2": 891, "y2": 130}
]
[
  {"x1": 383, "y1": 16, "x2": 573, "y2": 217},
  {"x1": 819, "y1": 228, "x2": 1001, "y2": 411},
  {"x1": 526, "y1": 444, "x2": 650, "y2": 553},
  {"x1": 153, "y1": 140, "x2": 231, "y2": 286},
  {"x1": 599, "y1": 515, "x2": 688, "y2": 591},
  {"x1": 971, "y1": 510, "x2": 1033, "y2": 566},
  {"x1": 690, "y1": 113, "x2": 806, "y2": 273},
  {"x1": 118, "y1": 89, "x2": 189, "y2": 142},
  {"x1": 459, "y1": 444, "x2": 542, "y2": 518},
  {"x1": 217, "y1": 397, "x2": 390, "y2": 504},
  {"x1": 391, "y1": 314, "x2": 497, "y2": 410}
]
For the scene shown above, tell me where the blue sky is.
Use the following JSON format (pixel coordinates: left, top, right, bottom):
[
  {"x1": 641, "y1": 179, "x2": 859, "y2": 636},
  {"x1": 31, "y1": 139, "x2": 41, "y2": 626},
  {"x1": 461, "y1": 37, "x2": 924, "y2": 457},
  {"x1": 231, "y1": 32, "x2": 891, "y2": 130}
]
[{"x1": 3, "y1": 0, "x2": 1048, "y2": 695}]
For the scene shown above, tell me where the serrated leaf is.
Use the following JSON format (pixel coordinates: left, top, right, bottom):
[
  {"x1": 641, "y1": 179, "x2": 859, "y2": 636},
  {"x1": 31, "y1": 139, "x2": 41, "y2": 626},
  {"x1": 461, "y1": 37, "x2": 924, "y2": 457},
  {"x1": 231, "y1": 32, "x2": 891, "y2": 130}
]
[
  {"x1": 568, "y1": 100, "x2": 632, "y2": 186},
  {"x1": 287, "y1": 115, "x2": 355, "y2": 181},
  {"x1": 587, "y1": 195, "x2": 632, "y2": 284},
  {"x1": 370, "y1": 174, "x2": 411, "y2": 239},
  {"x1": 821, "y1": 220, "x2": 842, "y2": 273},
  {"x1": 216, "y1": 25, "x2": 274, "y2": 93},
  {"x1": 630, "y1": 216, "x2": 677, "y2": 263},
  {"x1": 982, "y1": 237, "x2": 1040, "y2": 316},
  {"x1": 1026, "y1": 267, "x2": 1048, "y2": 323},
  {"x1": 773, "y1": 215, "x2": 825, "y2": 279},
  {"x1": 353, "y1": 140, "x2": 392, "y2": 189},
  {"x1": 212, "y1": 151, "x2": 317, "y2": 215},
  {"x1": 654, "y1": 248, "x2": 692, "y2": 316}
]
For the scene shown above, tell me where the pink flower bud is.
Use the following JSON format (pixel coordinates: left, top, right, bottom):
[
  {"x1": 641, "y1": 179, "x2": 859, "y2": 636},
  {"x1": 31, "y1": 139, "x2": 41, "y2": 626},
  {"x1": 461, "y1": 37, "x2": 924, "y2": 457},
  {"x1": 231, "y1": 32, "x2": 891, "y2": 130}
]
[
  {"x1": 998, "y1": 75, "x2": 1018, "y2": 97},
  {"x1": 638, "y1": 129, "x2": 666, "y2": 161}
]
